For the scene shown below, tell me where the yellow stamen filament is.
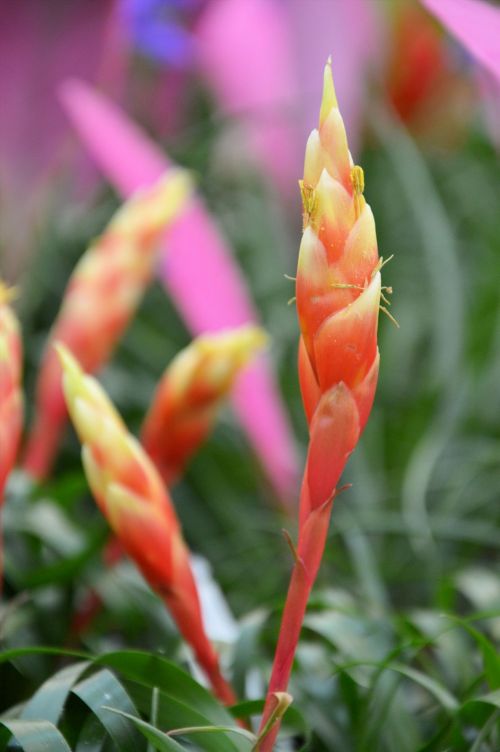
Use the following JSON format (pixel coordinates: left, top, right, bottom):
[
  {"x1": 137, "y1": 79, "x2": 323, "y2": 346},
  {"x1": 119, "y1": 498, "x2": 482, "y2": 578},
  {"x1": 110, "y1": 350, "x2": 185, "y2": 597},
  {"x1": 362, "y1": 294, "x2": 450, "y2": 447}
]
[
  {"x1": 299, "y1": 180, "x2": 317, "y2": 230},
  {"x1": 380, "y1": 305, "x2": 400, "y2": 328},
  {"x1": 351, "y1": 165, "x2": 365, "y2": 220}
]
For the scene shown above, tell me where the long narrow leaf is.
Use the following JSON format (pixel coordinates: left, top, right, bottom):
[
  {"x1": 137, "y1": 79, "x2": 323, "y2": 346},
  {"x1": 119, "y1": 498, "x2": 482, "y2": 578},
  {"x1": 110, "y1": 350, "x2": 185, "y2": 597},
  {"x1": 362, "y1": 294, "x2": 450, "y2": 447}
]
[
  {"x1": 0, "y1": 719, "x2": 72, "y2": 752},
  {"x1": 72, "y1": 669, "x2": 145, "y2": 752},
  {"x1": 21, "y1": 662, "x2": 91, "y2": 724}
]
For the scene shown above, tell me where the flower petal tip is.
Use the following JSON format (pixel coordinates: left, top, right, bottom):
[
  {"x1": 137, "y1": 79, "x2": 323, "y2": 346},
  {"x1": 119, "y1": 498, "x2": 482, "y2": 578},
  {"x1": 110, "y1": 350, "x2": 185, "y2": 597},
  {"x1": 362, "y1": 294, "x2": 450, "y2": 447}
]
[
  {"x1": 320, "y1": 57, "x2": 338, "y2": 127},
  {"x1": 54, "y1": 342, "x2": 79, "y2": 377}
]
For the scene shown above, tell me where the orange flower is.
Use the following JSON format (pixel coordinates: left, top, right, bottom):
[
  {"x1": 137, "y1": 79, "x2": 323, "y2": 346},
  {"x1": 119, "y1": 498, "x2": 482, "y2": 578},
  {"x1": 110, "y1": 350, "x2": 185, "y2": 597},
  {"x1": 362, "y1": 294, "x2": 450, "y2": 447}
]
[
  {"x1": 257, "y1": 61, "x2": 385, "y2": 751},
  {"x1": 141, "y1": 326, "x2": 268, "y2": 482},
  {"x1": 24, "y1": 170, "x2": 192, "y2": 480},
  {"x1": 295, "y1": 60, "x2": 383, "y2": 523},
  {"x1": 0, "y1": 283, "x2": 23, "y2": 501},
  {"x1": 57, "y1": 344, "x2": 236, "y2": 705}
]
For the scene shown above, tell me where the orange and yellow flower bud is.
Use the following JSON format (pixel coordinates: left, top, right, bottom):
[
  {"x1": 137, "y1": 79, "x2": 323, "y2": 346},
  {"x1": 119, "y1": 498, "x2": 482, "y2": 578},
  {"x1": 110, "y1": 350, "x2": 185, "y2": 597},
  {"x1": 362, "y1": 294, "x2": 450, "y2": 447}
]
[
  {"x1": 57, "y1": 344, "x2": 235, "y2": 706},
  {"x1": 0, "y1": 283, "x2": 23, "y2": 502},
  {"x1": 141, "y1": 325, "x2": 268, "y2": 482},
  {"x1": 297, "y1": 62, "x2": 381, "y2": 440},
  {"x1": 257, "y1": 61, "x2": 385, "y2": 751},
  {"x1": 293, "y1": 61, "x2": 383, "y2": 527},
  {"x1": 24, "y1": 170, "x2": 192, "y2": 481}
]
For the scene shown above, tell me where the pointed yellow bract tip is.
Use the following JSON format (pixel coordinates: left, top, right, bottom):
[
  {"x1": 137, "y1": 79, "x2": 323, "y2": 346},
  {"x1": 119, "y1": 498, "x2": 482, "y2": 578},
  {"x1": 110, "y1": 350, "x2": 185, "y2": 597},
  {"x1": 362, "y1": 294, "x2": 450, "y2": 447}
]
[
  {"x1": 168, "y1": 325, "x2": 269, "y2": 399},
  {"x1": 0, "y1": 280, "x2": 18, "y2": 306},
  {"x1": 319, "y1": 58, "x2": 338, "y2": 127},
  {"x1": 110, "y1": 168, "x2": 193, "y2": 235},
  {"x1": 199, "y1": 325, "x2": 269, "y2": 365},
  {"x1": 54, "y1": 342, "x2": 81, "y2": 379}
]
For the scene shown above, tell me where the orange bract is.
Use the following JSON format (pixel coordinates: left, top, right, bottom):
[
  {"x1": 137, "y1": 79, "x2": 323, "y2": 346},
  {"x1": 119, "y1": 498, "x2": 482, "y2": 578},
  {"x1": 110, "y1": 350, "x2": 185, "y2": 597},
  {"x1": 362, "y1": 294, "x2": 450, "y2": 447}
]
[
  {"x1": 141, "y1": 326, "x2": 267, "y2": 482},
  {"x1": 57, "y1": 344, "x2": 236, "y2": 706},
  {"x1": 23, "y1": 170, "x2": 192, "y2": 480}
]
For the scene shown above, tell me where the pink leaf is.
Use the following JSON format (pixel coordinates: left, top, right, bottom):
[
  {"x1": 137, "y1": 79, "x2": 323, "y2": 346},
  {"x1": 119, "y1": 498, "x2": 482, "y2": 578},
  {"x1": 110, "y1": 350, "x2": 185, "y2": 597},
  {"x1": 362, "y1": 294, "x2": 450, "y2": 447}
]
[
  {"x1": 195, "y1": 0, "x2": 299, "y2": 190},
  {"x1": 422, "y1": 0, "x2": 500, "y2": 83}
]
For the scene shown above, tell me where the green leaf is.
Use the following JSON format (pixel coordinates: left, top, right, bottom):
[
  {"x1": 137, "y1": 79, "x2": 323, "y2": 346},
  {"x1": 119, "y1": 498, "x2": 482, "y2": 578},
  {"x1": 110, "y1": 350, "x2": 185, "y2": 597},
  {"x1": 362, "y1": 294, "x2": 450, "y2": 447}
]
[
  {"x1": 128, "y1": 682, "x2": 244, "y2": 752},
  {"x1": 21, "y1": 662, "x2": 91, "y2": 724},
  {"x1": 446, "y1": 615, "x2": 500, "y2": 690},
  {"x1": 167, "y1": 724, "x2": 255, "y2": 743},
  {"x1": 387, "y1": 663, "x2": 459, "y2": 712},
  {"x1": 0, "y1": 719, "x2": 72, "y2": 751},
  {"x1": 463, "y1": 689, "x2": 500, "y2": 712},
  {"x1": 105, "y1": 707, "x2": 257, "y2": 752},
  {"x1": 95, "y1": 650, "x2": 233, "y2": 726},
  {"x1": 72, "y1": 669, "x2": 146, "y2": 752}
]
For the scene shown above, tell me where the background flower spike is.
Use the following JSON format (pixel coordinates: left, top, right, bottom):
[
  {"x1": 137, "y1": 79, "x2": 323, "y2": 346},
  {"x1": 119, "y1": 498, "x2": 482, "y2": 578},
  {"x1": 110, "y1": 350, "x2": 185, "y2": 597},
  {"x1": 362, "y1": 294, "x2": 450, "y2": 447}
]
[
  {"x1": 56, "y1": 343, "x2": 237, "y2": 706},
  {"x1": 59, "y1": 78, "x2": 298, "y2": 506},
  {"x1": 0, "y1": 281, "x2": 23, "y2": 591},
  {"x1": 256, "y1": 59, "x2": 384, "y2": 750},
  {"x1": 23, "y1": 170, "x2": 192, "y2": 481},
  {"x1": 142, "y1": 325, "x2": 268, "y2": 483}
]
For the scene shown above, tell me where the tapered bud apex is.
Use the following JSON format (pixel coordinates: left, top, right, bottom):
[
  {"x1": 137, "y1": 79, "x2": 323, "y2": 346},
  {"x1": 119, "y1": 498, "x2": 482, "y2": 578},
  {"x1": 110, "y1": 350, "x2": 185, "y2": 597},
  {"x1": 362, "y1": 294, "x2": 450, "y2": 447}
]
[
  {"x1": 141, "y1": 325, "x2": 268, "y2": 482},
  {"x1": 24, "y1": 170, "x2": 192, "y2": 480}
]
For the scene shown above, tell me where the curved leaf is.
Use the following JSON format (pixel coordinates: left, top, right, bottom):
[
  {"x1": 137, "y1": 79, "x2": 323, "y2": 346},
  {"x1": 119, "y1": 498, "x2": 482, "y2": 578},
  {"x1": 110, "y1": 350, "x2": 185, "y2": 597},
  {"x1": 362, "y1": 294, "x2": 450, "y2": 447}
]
[
  {"x1": 95, "y1": 651, "x2": 233, "y2": 726},
  {"x1": 0, "y1": 719, "x2": 71, "y2": 751},
  {"x1": 72, "y1": 669, "x2": 145, "y2": 752},
  {"x1": 21, "y1": 662, "x2": 91, "y2": 724},
  {"x1": 385, "y1": 663, "x2": 459, "y2": 712},
  {"x1": 102, "y1": 708, "x2": 194, "y2": 752}
]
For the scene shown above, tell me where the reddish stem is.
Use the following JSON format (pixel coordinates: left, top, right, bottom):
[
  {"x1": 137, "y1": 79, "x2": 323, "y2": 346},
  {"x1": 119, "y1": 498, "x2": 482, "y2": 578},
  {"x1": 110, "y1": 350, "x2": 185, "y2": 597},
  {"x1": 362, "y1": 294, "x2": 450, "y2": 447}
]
[
  {"x1": 166, "y1": 595, "x2": 238, "y2": 707},
  {"x1": 256, "y1": 499, "x2": 333, "y2": 751}
]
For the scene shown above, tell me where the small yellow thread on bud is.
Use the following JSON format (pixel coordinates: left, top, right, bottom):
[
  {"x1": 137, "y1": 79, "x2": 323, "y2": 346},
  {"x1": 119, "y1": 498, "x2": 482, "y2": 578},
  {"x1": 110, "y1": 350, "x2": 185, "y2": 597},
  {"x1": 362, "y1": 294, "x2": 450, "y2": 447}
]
[
  {"x1": 351, "y1": 166, "x2": 365, "y2": 219},
  {"x1": 299, "y1": 180, "x2": 317, "y2": 230},
  {"x1": 370, "y1": 255, "x2": 399, "y2": 328}
]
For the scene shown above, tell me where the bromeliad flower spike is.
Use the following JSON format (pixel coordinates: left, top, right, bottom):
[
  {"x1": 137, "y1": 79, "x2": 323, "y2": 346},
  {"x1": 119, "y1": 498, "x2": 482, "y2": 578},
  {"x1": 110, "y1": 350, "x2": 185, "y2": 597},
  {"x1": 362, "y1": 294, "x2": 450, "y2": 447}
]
[
  {"x1": 0, "y1": 282, "x2": 23, "y2": 588},
  {"x1": 256, "y1": 61, "x2": 384, "y2": 750},
  {"x1": 23, "y1": 169, "x2": 192, "y2": 481},
  {"x1": 57, "y1": 344, "x2": 237, "y2": 706},
  {"x1": 141, "y1": 325, "x2": 268, "y2": 483},
  {"x1": 70, "y1": 325, "x2": 267, "y2": 637}
]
